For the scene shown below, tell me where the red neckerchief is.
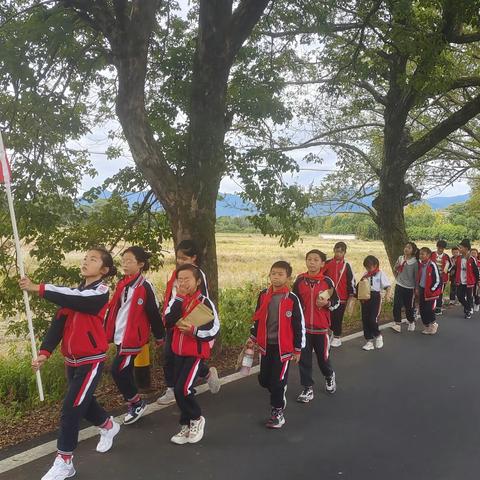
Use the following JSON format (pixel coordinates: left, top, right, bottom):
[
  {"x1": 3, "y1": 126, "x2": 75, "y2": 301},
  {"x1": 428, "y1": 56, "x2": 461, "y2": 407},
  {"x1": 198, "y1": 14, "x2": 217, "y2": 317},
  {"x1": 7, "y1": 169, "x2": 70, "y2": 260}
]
[
  {"x1": 253, "y1": 285, "x2": 290, "y2": 322},
  {"x1": 181, "y1": 290, "x2": 203, "y2": 318},
  {"x1": 162, "y1": 270, "x2": 177, "y2": 316},
  {"x1": 362, "y1": 268, "x2": 380, "y2": 280},
  {"x1": 106, "y1": 273, "x2": 142, "y2": 324},
  {"x1": 300, "y1": 271, "x2": 325, "y2": 281},
  {"x1": 397, "y1": 256, "x2": 408, "y2": 273}
]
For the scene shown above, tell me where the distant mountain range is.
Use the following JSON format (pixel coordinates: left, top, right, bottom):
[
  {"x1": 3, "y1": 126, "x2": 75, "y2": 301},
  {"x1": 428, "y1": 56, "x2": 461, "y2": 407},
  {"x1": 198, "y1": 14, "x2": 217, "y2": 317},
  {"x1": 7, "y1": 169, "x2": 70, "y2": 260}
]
[{"x1": 86, "y1": 191, "x2": 470, "y2": 217}]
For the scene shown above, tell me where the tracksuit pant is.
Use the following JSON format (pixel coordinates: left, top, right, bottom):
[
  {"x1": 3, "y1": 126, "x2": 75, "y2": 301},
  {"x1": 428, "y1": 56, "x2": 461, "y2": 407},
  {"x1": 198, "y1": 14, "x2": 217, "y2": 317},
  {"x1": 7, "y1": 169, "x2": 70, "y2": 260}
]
[
  {"x1": 111, "y1": 346, "x2": 138, "y2": 401},
  {"x1": 331, "y1": 302, "x2": 347, "y2": 337},
  {"x1": 58, "y1": 362, "x2": 109, "y2": 454},
  {"x1": 360, "y1": 291, "x2": 382, "y2": 340},
  {"x1": 299, "y1": 332, "x2": 334, "y2": 387},
  {"x1": 457, "y1": 284, "x2": 474, "y2": 315},
  {"x1": 418, "y1": 287, "x2": 436, "y2": 326},
  {"x1": 449, "y1": 279, "x2": 457, "y2": 302},
  {"x1": 174, "y1": 355, "x2": 204, "y2": 425},
  {"x1": 258, "y1": 344, "x2": 290, "y2": 409},
  {"x1": 165, "y1": 329, "x2": 209, "y2": 389},
  {"x1": 393, "y1": 284, "x2": 415, "y2": 323},
  {"x1": 437, "y1": 284, "x2": 446, "y2": 311}
]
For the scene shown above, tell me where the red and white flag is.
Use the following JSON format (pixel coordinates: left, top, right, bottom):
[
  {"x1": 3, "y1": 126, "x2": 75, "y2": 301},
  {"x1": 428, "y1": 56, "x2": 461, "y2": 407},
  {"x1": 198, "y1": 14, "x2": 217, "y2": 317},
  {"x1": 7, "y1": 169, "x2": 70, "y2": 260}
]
[{"x1": 0, "y1": 152, "x2": 12, "y2": 184}]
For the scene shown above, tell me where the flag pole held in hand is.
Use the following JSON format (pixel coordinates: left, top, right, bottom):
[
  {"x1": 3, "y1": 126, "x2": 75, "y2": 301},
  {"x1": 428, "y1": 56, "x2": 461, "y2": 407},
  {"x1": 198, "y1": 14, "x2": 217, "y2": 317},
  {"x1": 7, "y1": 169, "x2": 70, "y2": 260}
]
[{"x1": 0, "y1": 132, "x2": 44, "y2": 401}]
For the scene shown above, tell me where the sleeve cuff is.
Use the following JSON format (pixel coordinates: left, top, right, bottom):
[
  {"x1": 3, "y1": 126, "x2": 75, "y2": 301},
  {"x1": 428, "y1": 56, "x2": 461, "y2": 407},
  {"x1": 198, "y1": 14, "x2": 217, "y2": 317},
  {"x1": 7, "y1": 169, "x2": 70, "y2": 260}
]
[
  {"x1": 39, "y1": 349, "x2": 51, "y2": 358},
  {"x1": 249, "y1": 335, "x2": 257, "y2": 343},
  {"x1": 39, "y1": 284, "x2": 46, "y2": 297},
  {"x1": 294, "y1": 347, "x2": 302, "y2": 353}
]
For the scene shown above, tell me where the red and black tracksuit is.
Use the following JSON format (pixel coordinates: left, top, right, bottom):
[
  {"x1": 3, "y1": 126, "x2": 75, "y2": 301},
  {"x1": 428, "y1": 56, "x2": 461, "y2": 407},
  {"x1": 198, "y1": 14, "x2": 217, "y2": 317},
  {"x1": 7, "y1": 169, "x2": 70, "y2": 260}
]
[
  {"x1": 104, "y1": 274, "x2": 165, "y2": 402},
  {"x1": 164, "y1": 291, "x2": 220, "y2": 425},
  {"x1": 417, "y1": 260, "x2": 442, "y2": 326},
  {"x1": 293, "y1": 273, "x2": 338, "y2": 388},
  {"x1": 454, "y1": 255, "x2": 480, "y2": 315},
  {"x1": 449, "y1": 255, "x2": 459, "y2": 302},
  {"x1": 324, "y1": 259, "x2": 355, "y2": 337},
  {"x1": 250, "y1": 287, "x2": 306, "y2": 409},
  {"x1": 431, "y1": 252, "x2": 451, "y2": 310},
  {"x1": 162, "y1": 268, "x2": 209, "y2": 388},
  {"x1": 38, "y1": 280, "x2": 111, "y2": 454}
]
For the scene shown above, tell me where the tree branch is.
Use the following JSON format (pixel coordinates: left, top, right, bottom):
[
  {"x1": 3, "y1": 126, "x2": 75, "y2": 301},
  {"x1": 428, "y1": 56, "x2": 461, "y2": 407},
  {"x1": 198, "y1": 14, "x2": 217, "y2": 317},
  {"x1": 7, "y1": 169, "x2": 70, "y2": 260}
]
[
  {"x1": 260, "y1": 22, "x2": 364, "y2": 38},
  {"x1": 406, "y1": 93, "x2": 480, "y2": 162}
]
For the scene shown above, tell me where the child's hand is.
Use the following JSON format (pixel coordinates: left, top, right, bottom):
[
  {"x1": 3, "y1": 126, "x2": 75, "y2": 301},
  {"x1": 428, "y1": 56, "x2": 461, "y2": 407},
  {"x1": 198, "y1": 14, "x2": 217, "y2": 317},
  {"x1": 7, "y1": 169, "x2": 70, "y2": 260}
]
[
  {"x1": 155, "y1": 338, "x2": 165, "y2": 348},
  {"x1": 292, "y1": 352, "x2": 301, "y2": 364},
  {"x1": 178, "y1": 323, "x2": 194, "y2": 335},
  {"x1": 19, "y1": 277, "x2": 40, "y2": 293},
  {"x1": 316, "y1": 297, "x2": 329, "y2": 308},
  {"x1": 32, "y1": 354, "x2": 48, "y2": 371}
]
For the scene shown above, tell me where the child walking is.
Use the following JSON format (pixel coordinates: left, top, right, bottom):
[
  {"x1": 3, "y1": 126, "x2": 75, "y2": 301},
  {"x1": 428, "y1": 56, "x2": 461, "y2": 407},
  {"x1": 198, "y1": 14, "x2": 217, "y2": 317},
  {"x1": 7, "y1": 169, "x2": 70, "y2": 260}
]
[
  {"x1": 158, "y1": 239, "x2": 219, "y2": 405},
  {"x1": 358, "y1": 256, "x2": 392, "y2": 351},
  {"x1": 324, "y1": 242, "x2": 355, "y2": 347},
  {"x1": 417, "y1": 247, "x2": 442, "y2": 334},
  {"x1": 470, "y1": 248, "x2": 480, "y2": 312},
  {"x1": 392, "y1": 242, "x2": 419, "y2": 333},
  {"x1": 104, "y1": 247, "x2": 165, "y2": 425},
  {"x1": 454, "y1": 239, "x2": 479, "y2": 319},
  {"x1": 449, "y1": 246, "x2": 460, "y2": 305},
  {"x1": 293, "y1": 250, "x2": 338, "y2": 403},
  {"x1": 164, "y1": 264, "x2": 220, "y2": 444},
  {"x1": 431, "y1": 240, "x2": 451, "y2": 315},
  {"x1": 247, "y1": 261, "x2": 305, "y2": 428},
  {"x1": 20, "y1": 247, "x2": 120, "y2": 480}
]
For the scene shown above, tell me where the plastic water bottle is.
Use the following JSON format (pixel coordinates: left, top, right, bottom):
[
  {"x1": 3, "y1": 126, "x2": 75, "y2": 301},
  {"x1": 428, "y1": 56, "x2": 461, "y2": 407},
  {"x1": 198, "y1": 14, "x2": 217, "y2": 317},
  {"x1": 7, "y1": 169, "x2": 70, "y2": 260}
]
[{"x1": 240, "y1": 347, "x2": 255, "y2": 376}]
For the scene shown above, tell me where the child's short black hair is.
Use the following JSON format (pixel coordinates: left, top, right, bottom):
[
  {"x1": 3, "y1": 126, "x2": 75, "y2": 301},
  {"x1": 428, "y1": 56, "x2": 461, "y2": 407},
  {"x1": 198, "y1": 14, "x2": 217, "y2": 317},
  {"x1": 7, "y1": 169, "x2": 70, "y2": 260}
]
[
  {"x1": 363, "y1": 255, "x2": 379, "y2": 269},
  {"x1": 460, "y1": 239, "x2": 471, "y2": 250},
  {"x1": 452, "y1": 246, "x2": 459, "y2": 252},
  {"x1": 176, "y1": 239, "x2": 202, "y2": 265},
  {"x1": 306, "y1": 249, "x2": 327, "y2": 262},
  {"x1": 436, "y1": 240, "x2": 447, "y2": 249},
  {"x1": 90, "y1": 246, "x2": 117, "y2": 278},
  {"x1": 471, "y1": 248, "x2": 478, "y2": 253},
  {"x1": 334, "y1": 242, "x2": 347, "y2": 252},
  {"x1": 420, "y1": 247, "x2": 432, "y2": 255},
  {"x1": 270, "y1": 261, "x2": 293, "y2": 277},
  {"x1": 176, "y1": 263, "x2": 202, "y2": 281},
  {"x1": 123, "y1": 246, "x2": 151, "y2": 272}
]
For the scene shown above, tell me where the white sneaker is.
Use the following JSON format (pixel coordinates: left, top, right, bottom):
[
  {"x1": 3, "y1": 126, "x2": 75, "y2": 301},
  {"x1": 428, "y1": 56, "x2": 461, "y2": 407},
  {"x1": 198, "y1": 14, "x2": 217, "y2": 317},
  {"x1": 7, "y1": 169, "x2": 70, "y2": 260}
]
[
  {"x1": 41, "y1": 456, "x2": 76, "y2": 480},
  {"x1": 188, "y1": 416, "x2": 206, "y2": 443},
  {"x1": 475, "y1": 305, "x2": 480, "y2": 312},
  {"x1": 422, "y1": 325, "x2": 433, "y2": 335},
  {"x1": 157, "y1": 387, "x2": 176, "y2": 405},
  {"x1": 391, "y1": 324, "x2": 401, "y2": 333},
  {"x1": 170, "y1": 425, "x2": 190, "y2": 445},
  {"x1": 96, "y1": 417, "x2": 120, "y2": 453},
  {"x1": 375, "y1": 335, "x2": 384, "y2": 349},
  {"x1": 330, "y1": 337, "x2": 342, "y2": 348},
  {"x1": 407, "y1": 322, "x2": 416, "y2": 332},
  {"x1": 430, "y1": 322, "x2": 439, "y2": 334},
  {"x1": 207, "y1": 367, "x2": 221, "y2": 394},
  {"x1": 362, "y1": 341, "x2": 375, "y2": 351}
]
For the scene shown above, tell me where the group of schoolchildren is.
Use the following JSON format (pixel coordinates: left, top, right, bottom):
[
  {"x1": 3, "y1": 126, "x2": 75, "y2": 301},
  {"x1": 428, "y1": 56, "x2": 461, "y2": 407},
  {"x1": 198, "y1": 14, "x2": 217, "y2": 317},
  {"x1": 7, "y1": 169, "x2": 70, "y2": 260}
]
[{"x1": 18, "y1": 237, "x2": 480, "y2": 480}]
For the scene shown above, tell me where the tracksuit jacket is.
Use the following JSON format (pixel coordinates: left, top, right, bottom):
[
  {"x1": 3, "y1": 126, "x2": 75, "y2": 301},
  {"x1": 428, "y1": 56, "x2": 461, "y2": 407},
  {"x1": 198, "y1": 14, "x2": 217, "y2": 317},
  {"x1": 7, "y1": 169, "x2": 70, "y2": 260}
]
[
  {"x1": 38, "y1": 280, "x2": 110, "y2": 366},
  {"x1": 454, "y1": 255, "x2": 480, "y2": 288},
  {"x1": 417, "y1": 260, "x2": 442, "y2": 300},
  {"x1": 324, "y1": 259, "x2": 355, "y2": 302}
]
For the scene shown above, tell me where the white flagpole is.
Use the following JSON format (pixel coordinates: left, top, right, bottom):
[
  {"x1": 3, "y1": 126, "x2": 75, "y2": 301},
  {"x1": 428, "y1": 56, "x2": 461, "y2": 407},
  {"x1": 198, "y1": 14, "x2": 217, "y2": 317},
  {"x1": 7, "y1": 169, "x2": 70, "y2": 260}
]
[{"x1": 0, "y1": 132, "x2": 44, "y2": 401}]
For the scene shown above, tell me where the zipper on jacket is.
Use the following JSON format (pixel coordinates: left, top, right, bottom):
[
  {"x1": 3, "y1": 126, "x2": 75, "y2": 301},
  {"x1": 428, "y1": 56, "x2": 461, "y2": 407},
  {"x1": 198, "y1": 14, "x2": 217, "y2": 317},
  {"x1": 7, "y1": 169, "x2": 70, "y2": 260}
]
[
  {"x1": 67, "y1": 313, "x2": 77, "y2": 358},
  {"x1": 87, "y1": 331, "x2": 97, "y2": 349},
  {"x1": 309, "y1": 283, "x2": 314, "y2": 330},
  {"x1": 179, "y1": 332, "x2": 184, "y2": 355}
]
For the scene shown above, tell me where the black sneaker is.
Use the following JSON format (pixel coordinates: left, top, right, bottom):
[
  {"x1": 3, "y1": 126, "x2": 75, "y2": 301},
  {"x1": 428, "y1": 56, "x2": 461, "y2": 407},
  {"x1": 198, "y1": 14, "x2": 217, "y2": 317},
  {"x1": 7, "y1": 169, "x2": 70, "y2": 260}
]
[
  {"x1": 266, "y1": 408, "x2": 285, "y2": 429},
  {"x1": 325, "y1": 372, "x2": 337, "y2": 394},
  {"x1": 465, "y1": 312, "x2": 472, "y2": 319},
  {"x1": 296, "y1": 387, "x2": 314, "y2": 403},
  {"x1": 435, "y1": 307, "x2": 442, "y2": 315},
  {"x1": 124, "y1": 399, "x2": 147, "y2": 425}
]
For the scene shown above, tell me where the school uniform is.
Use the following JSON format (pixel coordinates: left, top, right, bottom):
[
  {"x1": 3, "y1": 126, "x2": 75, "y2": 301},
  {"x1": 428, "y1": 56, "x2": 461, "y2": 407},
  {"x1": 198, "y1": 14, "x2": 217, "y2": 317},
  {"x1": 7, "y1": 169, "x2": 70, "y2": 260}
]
[
  {"x1": 292, "y1": 273, "x2": 339, "y2": 387},
  {"x1": 455, "y1": 255, "x2": 480, "y2": 315},
  {"x1": 38, "y1": 280, "x2": 111, "y2": 454},
  {"x1": 449, "y1": 255, "x2": 459, "y2": 302},
  {"x1": 164, "y1": 291, "x2": 219, "y2": 425},
  {"x1": 162, "y1": 268, "x2": 209, "y2": 387},
  {"x1": 324, "y1": 259, "x2": 355, "y2": 337},
  {"x1": 250, "y1": 286, "x2": 305, "y2": 409},
  {"x1": 104, "y1": 274, "x2": 165, "y2": 401},
  {"x1": 417, "y1": 260, "x2": 442, "y2": 326},
  {"x1": 431, "y1": 252, "x2": 451, "y2": 310},
  {"x1": 358, "y1": 270, "x2": 391, "y2": 340},
  {"x1": 393, "y1": 256, "x2": 418, "y2": 324}
]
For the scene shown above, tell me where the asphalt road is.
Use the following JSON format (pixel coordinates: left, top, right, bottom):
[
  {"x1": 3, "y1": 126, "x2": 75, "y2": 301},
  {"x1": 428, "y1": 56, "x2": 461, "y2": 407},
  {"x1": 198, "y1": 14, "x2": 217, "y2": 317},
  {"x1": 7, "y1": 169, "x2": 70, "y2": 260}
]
[{"x1": 3, "y1": 306, "x2": 480, "y2": 480}]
